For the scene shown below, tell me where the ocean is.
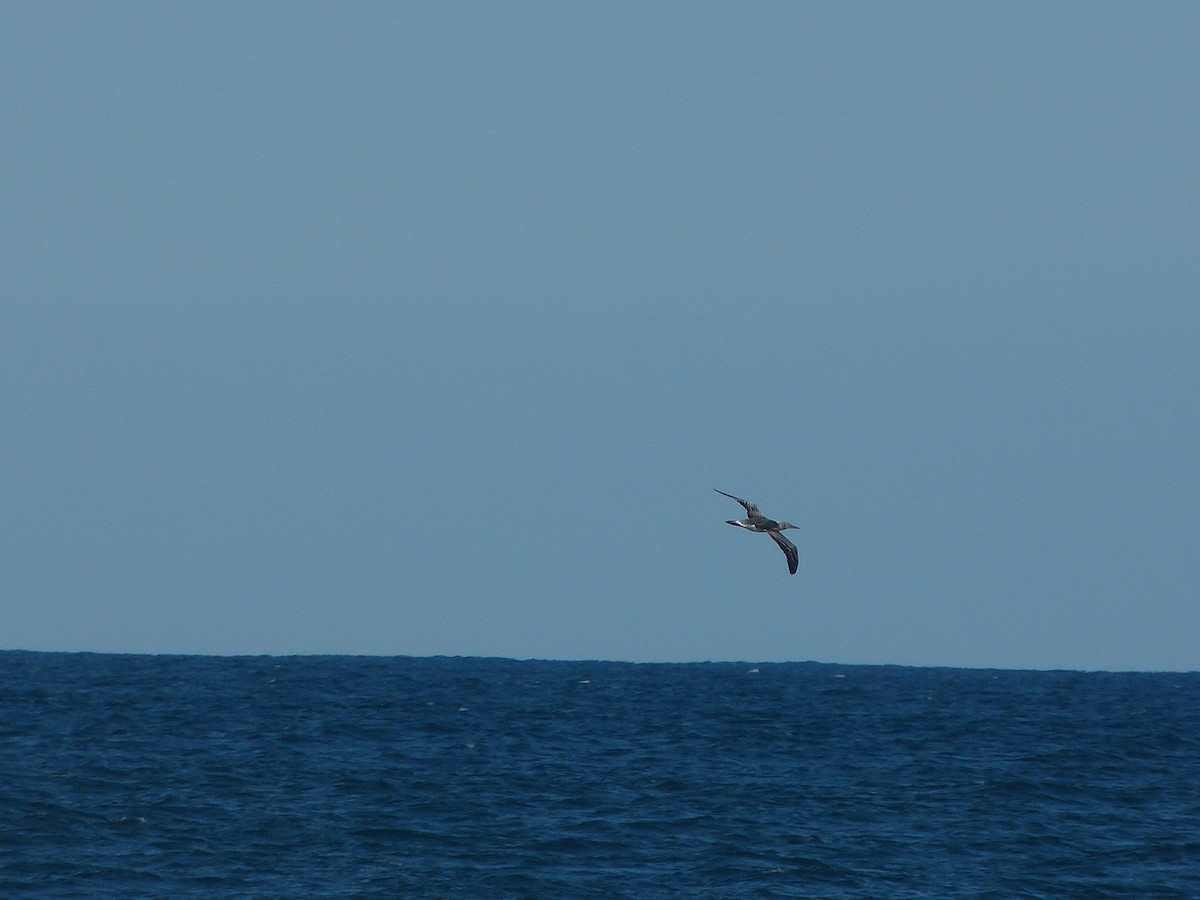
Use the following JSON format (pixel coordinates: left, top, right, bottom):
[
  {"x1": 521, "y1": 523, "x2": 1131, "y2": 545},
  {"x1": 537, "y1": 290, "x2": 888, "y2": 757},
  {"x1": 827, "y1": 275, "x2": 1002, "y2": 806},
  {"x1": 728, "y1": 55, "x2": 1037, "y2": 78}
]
[{"x1": 1, "y1": 652, "x2": 1196, "y2": 898}]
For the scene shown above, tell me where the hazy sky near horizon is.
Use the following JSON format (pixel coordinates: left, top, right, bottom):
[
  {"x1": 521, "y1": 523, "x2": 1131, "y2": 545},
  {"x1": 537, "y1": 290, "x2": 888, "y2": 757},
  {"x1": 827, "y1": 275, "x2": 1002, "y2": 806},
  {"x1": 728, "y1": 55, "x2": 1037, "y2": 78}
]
[{"x1": 4, "y1": 3, "x2": 1198, "y2": 670}]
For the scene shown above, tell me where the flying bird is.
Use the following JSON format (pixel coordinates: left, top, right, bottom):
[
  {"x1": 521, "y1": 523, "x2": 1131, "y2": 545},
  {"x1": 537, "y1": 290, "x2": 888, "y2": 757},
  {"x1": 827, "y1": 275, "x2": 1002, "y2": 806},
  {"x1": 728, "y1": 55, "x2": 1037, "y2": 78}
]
[{"x1": 714, "y1": 489, "x2": 800, "y2": 575}]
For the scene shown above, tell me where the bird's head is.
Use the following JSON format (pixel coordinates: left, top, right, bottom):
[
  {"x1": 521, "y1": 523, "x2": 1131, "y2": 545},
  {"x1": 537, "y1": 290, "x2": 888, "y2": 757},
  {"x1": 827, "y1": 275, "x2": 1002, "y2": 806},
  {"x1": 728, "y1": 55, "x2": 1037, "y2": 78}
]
[{"x1": 776, "y1": 521, "x2": 800, "y2": 531}]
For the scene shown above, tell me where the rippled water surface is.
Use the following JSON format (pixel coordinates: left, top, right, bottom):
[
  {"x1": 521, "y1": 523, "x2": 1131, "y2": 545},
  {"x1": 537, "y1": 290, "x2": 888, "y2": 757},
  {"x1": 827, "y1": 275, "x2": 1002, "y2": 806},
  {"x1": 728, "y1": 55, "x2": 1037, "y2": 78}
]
[{"x1": 2, "y1": 652, "x2": 1197, "y2": 897}]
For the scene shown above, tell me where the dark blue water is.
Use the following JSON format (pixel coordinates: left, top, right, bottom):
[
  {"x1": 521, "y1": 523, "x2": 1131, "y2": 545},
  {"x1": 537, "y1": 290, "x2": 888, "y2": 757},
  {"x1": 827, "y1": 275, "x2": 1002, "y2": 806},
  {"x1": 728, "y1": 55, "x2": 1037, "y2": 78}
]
[{"x1": 2, "y1": 652, "x2": 1197, "y2": 898}]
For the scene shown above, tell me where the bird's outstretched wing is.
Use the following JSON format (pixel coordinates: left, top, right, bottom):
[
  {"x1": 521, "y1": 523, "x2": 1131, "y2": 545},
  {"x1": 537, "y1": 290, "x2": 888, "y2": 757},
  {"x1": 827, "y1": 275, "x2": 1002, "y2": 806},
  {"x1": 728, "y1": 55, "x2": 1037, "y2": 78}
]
[
  {"x1": 768, "y1": 531, "x2": 799, "y2": 575},
  {"x1": 714, "y1": 488, "x2": 760, "y2": 517}
]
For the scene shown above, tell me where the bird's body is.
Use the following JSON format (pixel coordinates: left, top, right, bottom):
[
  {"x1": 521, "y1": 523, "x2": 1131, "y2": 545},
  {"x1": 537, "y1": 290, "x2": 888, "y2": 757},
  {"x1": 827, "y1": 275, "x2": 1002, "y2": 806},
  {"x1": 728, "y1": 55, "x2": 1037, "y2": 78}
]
[{"x1": 714, "y1": 489, "x2": 799, "y2": 575}]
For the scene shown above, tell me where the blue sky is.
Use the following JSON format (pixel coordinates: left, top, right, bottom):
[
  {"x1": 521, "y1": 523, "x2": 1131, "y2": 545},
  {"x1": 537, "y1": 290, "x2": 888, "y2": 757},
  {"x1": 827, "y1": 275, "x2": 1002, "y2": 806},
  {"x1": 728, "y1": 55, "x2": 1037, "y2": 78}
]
[{"x1": 3, "y1": 3, "x2": 1197, "y2": 670}]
